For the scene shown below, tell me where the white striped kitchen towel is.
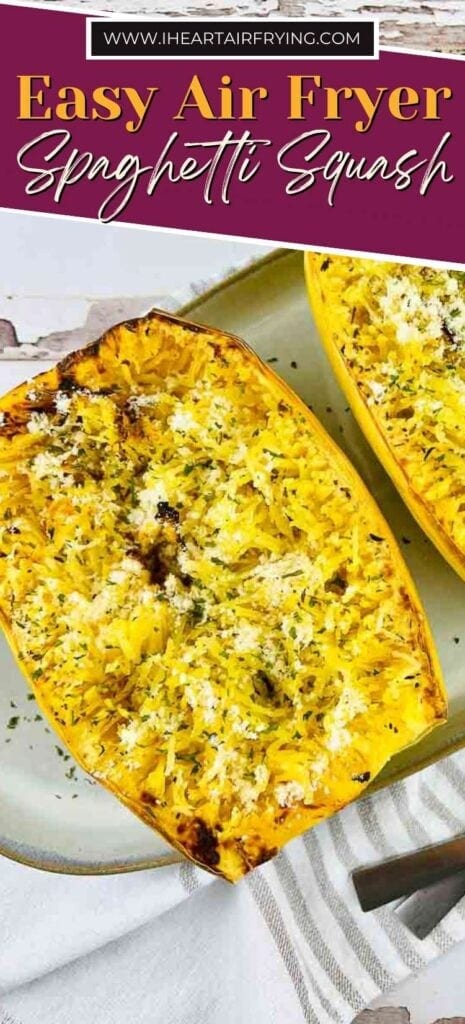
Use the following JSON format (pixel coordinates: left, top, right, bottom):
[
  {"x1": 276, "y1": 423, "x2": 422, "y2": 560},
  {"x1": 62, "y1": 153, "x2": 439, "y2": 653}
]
[{"x1": 1, "y1": 748, "x2": 465, "y2": 1024}]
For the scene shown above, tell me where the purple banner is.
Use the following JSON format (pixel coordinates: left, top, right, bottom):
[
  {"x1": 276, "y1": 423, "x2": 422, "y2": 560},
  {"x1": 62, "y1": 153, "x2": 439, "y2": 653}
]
[{"x1": 2, "y1": 3, "x2": 464, "y2": 264}]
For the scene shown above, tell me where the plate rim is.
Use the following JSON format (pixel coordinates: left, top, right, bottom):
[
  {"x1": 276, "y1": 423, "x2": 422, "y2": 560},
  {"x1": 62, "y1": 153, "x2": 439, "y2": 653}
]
[{"x1": 0, "y1": 842, "x2": 184, "y2": 876}]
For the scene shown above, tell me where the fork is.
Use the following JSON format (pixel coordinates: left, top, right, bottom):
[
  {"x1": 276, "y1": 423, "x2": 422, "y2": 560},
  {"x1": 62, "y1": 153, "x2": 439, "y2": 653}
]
[{"x1": 352, "y1": 835, "x2": 465, "y2": 937}]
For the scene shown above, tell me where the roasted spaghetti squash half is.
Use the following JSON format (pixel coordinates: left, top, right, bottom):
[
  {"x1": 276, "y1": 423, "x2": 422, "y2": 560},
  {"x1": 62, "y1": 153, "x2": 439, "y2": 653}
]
[
  {"x1": 0, "y1": 310, "x2": 445, "y2": 880},
  {"x1": 305, "y1": 253, "x2": 465, "y2": 583}
]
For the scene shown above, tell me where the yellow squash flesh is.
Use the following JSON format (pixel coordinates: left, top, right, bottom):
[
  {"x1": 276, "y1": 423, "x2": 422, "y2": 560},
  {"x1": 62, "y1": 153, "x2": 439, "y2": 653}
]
[
  {"x1": 305, "y1": 252, "x2": 465, "y2": 582},
  {"x1": 0, "y1": 310, "x2": 446, "y2": 880}
]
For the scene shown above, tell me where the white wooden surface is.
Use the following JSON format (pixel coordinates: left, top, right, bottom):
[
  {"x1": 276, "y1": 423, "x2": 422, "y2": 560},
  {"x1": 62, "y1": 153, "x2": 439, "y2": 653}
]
[
  {"x1": 28, "y1": 0, "x2": 465, "y2": 52},
  {"x1": 0, "y1": 212, "x2": 270, "y2": 358}
]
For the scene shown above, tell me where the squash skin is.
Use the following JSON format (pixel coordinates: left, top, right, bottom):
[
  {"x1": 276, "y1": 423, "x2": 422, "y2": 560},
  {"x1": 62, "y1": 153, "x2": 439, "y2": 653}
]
[
  {"x1": 0, "y1": 308, "x2": 446, "y2": 881},
  {"x1": 305, "y1": 252, "x2": 465, "y2": 583}
]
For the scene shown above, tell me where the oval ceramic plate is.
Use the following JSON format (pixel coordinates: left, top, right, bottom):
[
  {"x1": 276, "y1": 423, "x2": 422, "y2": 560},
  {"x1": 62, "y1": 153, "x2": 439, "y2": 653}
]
[{"x1": 1, "y1": 248, "x2": 465, "y2": 874}]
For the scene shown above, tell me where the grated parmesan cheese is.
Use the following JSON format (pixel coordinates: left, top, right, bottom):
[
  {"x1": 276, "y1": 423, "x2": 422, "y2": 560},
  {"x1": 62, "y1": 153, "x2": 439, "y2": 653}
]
[{"x1": 275, "y1": 781, "x2": 305, "y2": 807}]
